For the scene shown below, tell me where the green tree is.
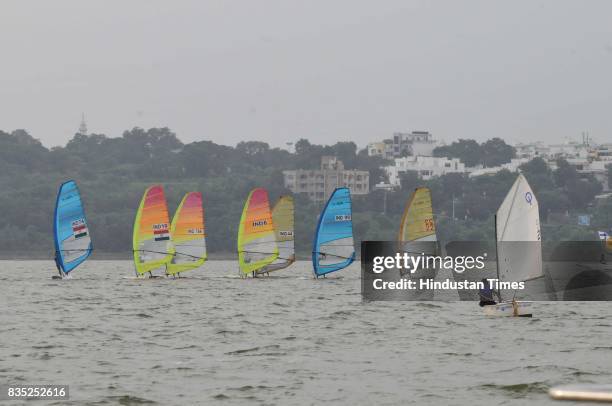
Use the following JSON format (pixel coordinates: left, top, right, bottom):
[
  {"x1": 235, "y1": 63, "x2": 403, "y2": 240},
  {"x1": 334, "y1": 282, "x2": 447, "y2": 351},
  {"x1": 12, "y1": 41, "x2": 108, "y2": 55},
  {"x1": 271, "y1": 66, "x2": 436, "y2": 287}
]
[
  {"x1": 554, "y1": 159, "x2": 579, "y2": 187},
  {"x1": 433, "y1": 139, "x2": 481, "y2": 167},
  {"x1": 481, "y1": 137, "x2": 516, "y2": 167}
]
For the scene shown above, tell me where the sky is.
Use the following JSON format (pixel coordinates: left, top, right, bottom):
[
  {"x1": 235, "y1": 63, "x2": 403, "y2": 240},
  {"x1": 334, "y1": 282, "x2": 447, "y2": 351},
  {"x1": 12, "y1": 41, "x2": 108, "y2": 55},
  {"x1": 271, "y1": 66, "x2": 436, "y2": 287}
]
[{"x1": 1, "y1": 0, "x2": 612, "y2": 149}]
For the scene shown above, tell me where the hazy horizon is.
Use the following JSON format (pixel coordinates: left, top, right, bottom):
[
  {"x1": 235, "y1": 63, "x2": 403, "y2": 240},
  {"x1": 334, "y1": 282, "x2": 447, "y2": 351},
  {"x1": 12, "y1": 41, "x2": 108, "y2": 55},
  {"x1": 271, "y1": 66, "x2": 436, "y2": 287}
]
[{"x1": 2, "y1": 0, "x2": 612, "y2": 149}]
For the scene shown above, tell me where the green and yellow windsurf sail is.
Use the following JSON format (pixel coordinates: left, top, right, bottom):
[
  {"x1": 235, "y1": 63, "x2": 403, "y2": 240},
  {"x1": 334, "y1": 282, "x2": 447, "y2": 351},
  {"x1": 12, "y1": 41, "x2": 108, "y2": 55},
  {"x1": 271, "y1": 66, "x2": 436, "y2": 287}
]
[
  {"x1": 166, "y1": 192, "x2": 207, "y2": 276},
  {"x1": 258, "y1": 195, "x2": 295, "y2": 274},
  {"x1": 132, "y1": 185, "x2": 173, "y2": 275},
  {"x1": 237, "y1": 188, "x2": 278, "y2": 275},
  {"x1": 399, "y1": 187, "x2": 437, "y2": 242}
]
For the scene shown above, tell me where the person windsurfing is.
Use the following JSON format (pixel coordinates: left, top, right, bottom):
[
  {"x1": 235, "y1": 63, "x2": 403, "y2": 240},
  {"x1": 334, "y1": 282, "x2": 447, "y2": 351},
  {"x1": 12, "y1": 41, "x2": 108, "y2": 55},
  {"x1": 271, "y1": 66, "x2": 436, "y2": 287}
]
[
  {"x1": 479, "y1": 278, "x2": 500, "y2": 307},
  {"x1": 53, "y1": 252, "x2": 63, "y2": 279}
]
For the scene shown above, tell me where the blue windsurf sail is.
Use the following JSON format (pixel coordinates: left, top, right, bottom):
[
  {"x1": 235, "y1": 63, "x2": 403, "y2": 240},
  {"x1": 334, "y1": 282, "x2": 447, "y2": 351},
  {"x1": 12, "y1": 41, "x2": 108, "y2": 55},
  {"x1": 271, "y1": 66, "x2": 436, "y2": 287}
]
[
  {"x1": 312, "y1": 187, "x2": 355, "y2": 277},
  {"x1": 53, "y1": 180, "x2": 93, "y2": 274}
]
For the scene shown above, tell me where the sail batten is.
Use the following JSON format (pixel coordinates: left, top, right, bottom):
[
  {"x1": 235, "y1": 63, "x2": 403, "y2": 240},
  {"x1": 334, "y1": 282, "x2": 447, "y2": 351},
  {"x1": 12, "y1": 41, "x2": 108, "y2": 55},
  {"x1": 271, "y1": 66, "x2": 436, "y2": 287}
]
[
  {"x1": 53, "y1": 180, "x2": 93, "y2": 274},
  {"x1": 166, "y1": 192, "x2": 206, "y2": 275},
  {"x1": 132, "y1": 185, "x2": 173, "y2": 275},
  {"x1": 259, "y1": 195, "x2": 295, "y2": 274},
  {"x1": 312, "y1": 187, "x2": 355, "y2": 276},
  {"x1": 238, "y1": 188, "x2": 279, "y2": 275}
]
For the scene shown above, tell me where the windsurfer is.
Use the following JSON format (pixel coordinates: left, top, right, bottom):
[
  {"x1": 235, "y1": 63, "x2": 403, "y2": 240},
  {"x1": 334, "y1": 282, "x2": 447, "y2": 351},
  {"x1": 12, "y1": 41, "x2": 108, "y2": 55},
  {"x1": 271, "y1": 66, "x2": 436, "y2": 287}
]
[
  {"x1": 54, "y1": 253, "x2": 62, "y2": 275},
  {"x1": 52, "y1": 252, "x2": 64, "y2": 279}
]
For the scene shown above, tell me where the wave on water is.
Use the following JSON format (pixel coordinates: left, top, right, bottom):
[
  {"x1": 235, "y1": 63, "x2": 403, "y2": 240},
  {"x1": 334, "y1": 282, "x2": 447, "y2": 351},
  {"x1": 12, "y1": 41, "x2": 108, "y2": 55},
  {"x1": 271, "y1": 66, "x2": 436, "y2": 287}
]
[
  {"x1": 415, "y1": 303, "x2": 444, "y2": 309},
  {"x1": 479, "y1": 382, "x2": 549, "y2": 395},
  {"x1": 101, "y1": 395, "x2": 157, "y2": 404},
  {"x1": 225, "y1": 344, "x2": 283, "y2": 356}
]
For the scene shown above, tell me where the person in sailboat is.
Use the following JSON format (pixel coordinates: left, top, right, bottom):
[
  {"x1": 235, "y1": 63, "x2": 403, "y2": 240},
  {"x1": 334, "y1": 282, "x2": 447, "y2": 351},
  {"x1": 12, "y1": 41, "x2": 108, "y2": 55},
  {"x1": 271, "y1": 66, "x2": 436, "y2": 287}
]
[{"x1": 479, "y1": 278, "x2": 500, "y2": 306}]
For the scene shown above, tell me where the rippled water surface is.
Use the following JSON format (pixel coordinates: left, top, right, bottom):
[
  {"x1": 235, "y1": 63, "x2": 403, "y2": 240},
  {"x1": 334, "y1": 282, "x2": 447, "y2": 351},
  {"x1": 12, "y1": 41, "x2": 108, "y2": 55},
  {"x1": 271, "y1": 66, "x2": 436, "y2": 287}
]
[{"x1": 2, "y1": 260, "x2": 612, "y2": 405}]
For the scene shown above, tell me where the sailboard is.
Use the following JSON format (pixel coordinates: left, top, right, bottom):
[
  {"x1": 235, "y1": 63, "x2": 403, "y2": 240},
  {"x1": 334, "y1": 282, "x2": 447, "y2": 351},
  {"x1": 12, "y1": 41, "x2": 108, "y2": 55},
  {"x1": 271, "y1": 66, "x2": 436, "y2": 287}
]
[
  {"x1": 237, "y1": 188, "x2": 278, "y2": 276},
  {"x1": 312, "y1": 187, "x2": 355, "y2": 277},
  {"x1": 257, "y1": 195, "x2": 295, "y2": 274},
  {"x1": 132, "y1": 185, "x2": 173, "y2": 276},
  {"x1": 166, "y1": 192, "x2": 207, "y2": 276},
  {"x1": 485, "y1": 173, "x2": 542, "y2": 316},
  {"x1": 53, "y1": 180, "x2": 93, "y2": 277}
]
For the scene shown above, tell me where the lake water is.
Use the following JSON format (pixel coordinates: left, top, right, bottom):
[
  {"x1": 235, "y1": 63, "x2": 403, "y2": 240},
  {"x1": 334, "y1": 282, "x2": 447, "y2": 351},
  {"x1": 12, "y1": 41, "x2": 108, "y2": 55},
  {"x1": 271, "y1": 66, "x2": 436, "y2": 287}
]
[{"x1": 2, "y1": 260, "x2": 612, "y2": 405}]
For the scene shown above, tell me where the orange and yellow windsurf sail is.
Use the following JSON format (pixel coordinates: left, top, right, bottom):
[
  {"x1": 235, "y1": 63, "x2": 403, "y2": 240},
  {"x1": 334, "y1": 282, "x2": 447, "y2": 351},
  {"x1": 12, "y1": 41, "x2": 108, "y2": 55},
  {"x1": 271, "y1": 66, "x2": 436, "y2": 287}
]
[
  {"x1": 132, "y1": 185, "x2": 173, "y2": 275},
  {"x1": 166, "y1": 192, "x2": 207, "y2": 275},
  {"x1": 237, "y1": 188, "x2": 278, "y2": 275}
]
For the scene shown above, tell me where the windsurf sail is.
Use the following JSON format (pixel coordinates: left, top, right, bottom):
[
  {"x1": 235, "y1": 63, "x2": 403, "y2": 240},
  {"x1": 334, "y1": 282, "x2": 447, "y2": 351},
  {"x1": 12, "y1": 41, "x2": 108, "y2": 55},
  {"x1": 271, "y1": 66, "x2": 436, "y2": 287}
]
[
  {"x1": 166, "y1": 192, "x2": 207, "y2": 275},
  {"x1": 312, "y1": 187, "x2": 355, "y2": 277},
  {"x1": 495, "y1": 174, "x2": 543, "y2": 285},
  {"x1": 53, "y1": 180, "x2": 93, "y2": 274},
  {"x1": 132, "y1": 185, "x2": 173, "y2": 275},
  {"x1": 399, "y1": 187, "x2": 437, "y2": 243},
  {"x1": 237, "y1": 188, "x2": 278, "y2": 275},
  {"x1": 258, "y1": 195, "x2": 295, "y2": 274}
]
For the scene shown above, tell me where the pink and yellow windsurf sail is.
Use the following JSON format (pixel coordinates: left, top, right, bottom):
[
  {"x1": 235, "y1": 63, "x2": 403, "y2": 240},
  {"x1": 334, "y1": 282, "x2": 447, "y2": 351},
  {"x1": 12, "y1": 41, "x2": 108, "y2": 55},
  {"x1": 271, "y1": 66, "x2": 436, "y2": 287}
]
[
  {"x1": 166, "y1": 192, "x2": 207, "y2": 275},
  {"x1": 132, "y1": 185, "x2": 173, "y2": 275},
  {"x1": 237, "y1": 188, "x2": 278, "y2": 275}
]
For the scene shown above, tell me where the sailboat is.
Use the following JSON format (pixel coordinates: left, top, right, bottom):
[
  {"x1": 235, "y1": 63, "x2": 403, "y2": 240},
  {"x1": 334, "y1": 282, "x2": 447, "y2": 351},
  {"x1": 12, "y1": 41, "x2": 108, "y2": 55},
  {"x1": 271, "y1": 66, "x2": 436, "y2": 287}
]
[
  {"x1": 237, "y1": 188, "x2": 279, "y2": 277},
  {"x1": 312, "y1": 187, "x2": 355, "y2": 277},
  {"x1": 132, "y1": 185, "x2": 173, "y2": 277},
  {"x1": 398, "y1": 187, "x2": 440, "y2": 297},
  {"x1": 483, "y1": 173, "x2": 542, "y2": 316},
  {"x1": 398, "y1": 187, "x2": 439, "y2": 268},
  {"x1": 53, "y1": 180, "x2": 93, "y2": 279},
  {"x1": 257, "y1": 195, "x2": 295, "y2": 275},
  {"x1": 398, "y1": 187, "x2": 437, "y2": 244},
  {"x1": 166, "y1": 192, "x2": 207, "y2": 277}
]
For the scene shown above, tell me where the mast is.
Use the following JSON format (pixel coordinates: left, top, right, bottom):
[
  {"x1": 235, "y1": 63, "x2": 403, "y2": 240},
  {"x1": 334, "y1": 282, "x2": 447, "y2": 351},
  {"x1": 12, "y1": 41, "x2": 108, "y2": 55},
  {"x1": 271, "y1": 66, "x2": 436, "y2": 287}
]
[{"x1": 494, "y1": 213, "x2": 502, "y2": 302}]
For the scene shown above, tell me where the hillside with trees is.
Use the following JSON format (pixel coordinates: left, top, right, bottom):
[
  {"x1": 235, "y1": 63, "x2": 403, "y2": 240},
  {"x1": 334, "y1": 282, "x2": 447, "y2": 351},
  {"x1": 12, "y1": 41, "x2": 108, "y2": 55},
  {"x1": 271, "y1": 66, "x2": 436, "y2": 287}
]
[{"x1": 0, "y1": 128, "x2": 609, "y2": 258}]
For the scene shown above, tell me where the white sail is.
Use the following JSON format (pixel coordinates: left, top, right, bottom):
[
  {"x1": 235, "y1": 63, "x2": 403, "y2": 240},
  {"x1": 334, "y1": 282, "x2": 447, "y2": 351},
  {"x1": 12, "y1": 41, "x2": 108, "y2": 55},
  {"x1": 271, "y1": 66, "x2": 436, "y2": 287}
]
[{"x1": 496, "y1": 174, "x2": 543, "y2": 282}]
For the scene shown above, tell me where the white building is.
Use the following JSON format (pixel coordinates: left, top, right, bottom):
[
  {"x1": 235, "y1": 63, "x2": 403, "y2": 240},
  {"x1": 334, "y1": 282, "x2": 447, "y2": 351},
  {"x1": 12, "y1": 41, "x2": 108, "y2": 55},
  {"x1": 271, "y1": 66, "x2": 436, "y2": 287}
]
[
  {"x1": 368, "y1": 131, "x2": 438, "y2": 159},
  {"x1": 366, "y1": 140, "x2": 394, "y2": 160},
  {"x1": 468, "y1": 158, "x2": 530, "y2": 178},
  {"x1": 595, "y1": 144, "x2": 612, "y2": 162},
  {"x1": 571, "y1": 159, "x2": 610, "y2": 191},
  {"x1": 392, "y1": 131, "x2": 438, "y2": 157},
  {"x1": 385, "y1": 156, "x2": 465, "y2": 186},
  {"x1": 514, "y1": 140, "x2": 591, "y2": 161}
]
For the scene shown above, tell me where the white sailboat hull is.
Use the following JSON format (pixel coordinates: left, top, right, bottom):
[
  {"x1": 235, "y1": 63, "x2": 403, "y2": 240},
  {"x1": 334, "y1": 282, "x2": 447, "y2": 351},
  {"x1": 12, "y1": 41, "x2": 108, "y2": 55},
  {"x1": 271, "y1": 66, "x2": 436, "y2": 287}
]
[{"x1": 482, "y1": 301, "x2": 533, "y2": 317}]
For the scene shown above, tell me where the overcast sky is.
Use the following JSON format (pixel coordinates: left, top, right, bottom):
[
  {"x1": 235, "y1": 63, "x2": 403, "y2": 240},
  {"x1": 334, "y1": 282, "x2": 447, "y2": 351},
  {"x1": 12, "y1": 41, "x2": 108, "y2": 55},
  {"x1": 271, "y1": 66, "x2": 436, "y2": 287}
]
[{"x1": 1, "y1": 0, "x2": 611, "y2": 149}]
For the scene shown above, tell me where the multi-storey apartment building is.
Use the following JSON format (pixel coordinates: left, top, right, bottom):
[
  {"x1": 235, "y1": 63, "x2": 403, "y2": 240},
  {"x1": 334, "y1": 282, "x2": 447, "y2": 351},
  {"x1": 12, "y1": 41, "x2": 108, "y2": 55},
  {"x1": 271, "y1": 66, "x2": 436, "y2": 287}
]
[{"x1": 283, "y1": 156, "x2": 370, "y2": 202}]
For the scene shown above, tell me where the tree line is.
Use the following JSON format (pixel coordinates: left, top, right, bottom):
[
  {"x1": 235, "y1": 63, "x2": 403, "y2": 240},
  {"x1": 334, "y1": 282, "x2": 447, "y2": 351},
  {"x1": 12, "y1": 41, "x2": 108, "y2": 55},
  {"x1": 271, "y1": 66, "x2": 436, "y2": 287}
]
[{"x1": 0, "y1": 128, "x2": 609, "y2": 258}]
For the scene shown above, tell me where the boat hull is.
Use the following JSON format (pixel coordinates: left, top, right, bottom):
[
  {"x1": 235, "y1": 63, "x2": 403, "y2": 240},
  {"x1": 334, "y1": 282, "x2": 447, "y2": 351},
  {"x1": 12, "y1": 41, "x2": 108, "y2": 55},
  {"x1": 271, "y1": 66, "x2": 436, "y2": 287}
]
[{"x1": 482, "y1": 301, "x2": 533, "y2": 317}]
